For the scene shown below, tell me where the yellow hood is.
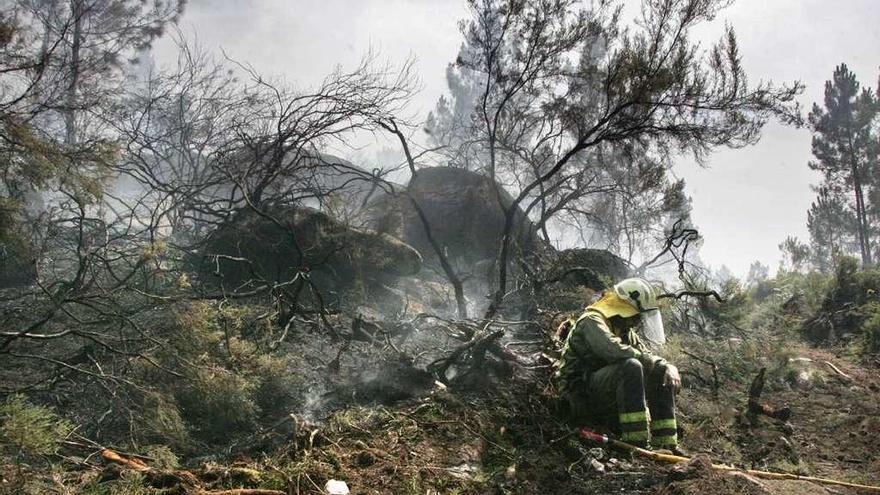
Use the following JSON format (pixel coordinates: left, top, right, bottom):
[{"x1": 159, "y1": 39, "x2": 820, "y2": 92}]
[{"x1": 587, "y1": 291, "x2": 640, "y2": 319}]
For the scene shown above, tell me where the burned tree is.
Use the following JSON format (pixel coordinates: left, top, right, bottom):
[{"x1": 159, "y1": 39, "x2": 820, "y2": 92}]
[
  {"x1": 0, "y1": 30, "x2": 432, "y2": 454},
  {"x1": 428, "y1": 0, "x2": 802, "y2": 317}
]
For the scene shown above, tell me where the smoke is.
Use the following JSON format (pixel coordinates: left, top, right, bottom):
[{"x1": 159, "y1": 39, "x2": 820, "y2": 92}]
[{"x1": 300, "y1": 382, "x2": 329, "y2": 424}]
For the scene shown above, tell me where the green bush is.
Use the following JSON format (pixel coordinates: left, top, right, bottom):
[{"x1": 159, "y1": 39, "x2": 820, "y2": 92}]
[
  {"x1": 136, "y1": 392, "x2": 192, "y2": 452},
  {"x1": 143, "y1": 444, "x2": 179, "y2": 470},
  {"x1": 861, "y1": 302, "x2": 880, "y2": 353},
  {"x1": 0, "y1": 395, "x2": 72, "y2": 459},
  {"x1": 763, "y1": 269, "x2": 830, "y2": 314},
  {"x1": 225, "y1": 337, "x2": 307, "y2": 416},
  {"x1": 250, "y1": 352, "x2": 306, "y2": 416},
  {"x1": 662, "y1": 276, "x2": 757, "y2": 339},
  {"x1": 824, "y1": 256, "x2": 880, "y2": 310},
  {"x1": 122, "y1": 301, "x2": 309, "y2": 451},
  {"x1": 798, "y1": 257, "x2": 880, "y2": 348},
  {"x1": 176, "y1": 366, "x2": 259, "y2": 444},
  {"x1": 81, "y1": 470, "x2": 150, "y2": 495}
]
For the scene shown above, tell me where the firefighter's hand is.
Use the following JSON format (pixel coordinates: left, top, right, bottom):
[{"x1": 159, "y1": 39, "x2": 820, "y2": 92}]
[{"x1": 663, "y1": 364, "x2": 682, "y2": 393}]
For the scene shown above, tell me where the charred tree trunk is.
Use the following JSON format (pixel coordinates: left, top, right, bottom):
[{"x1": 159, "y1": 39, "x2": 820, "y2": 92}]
[
  {"x1": 380, "y1": 119, "x2": 468, "y2": 318},
  {"x1": 65, "y1": 0, "x2": 84, "y2": 145},
  {"x1": 747, "y1": 368, "x2": 792, "y2": 424},
  {"x1": 408, "y1": 196, "x2": 468, "y2": 318}
]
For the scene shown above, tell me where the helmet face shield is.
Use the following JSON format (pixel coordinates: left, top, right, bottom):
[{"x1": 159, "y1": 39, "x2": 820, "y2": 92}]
[{"x1": 641, "y1": 309, "x2": 666, "y2": 346}]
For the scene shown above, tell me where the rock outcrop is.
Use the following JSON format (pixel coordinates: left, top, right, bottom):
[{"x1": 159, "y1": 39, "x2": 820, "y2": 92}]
[
  {"x1": 200, "y1": 206, "x2": 422, "y2": 295},
  {"x1": 545, "y1": 248, "x2": 631, "y2": 289},
  {"x1": 369, "y1": 167, "x2": 541, "y2": 267},
  {"x1": 534, "y1": 248, "x2": 631, "y2": 311}
]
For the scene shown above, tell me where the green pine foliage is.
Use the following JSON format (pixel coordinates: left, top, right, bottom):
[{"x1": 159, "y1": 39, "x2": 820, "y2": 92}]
[
  {"x1": 125, "y1": 302, "x2": 310, "y2": 451},
  {"x1": 142, "y1": 444, "x2": 179, "y2": 470},
  {"x1": 0, "y1": 395, "x2": 72, "y2": 459},
  {"x1": 806, "y1": 64, "x2": 880, "y2": 269},
  {"x1": 860, "y1": 302, "x2": 880, "y2": 353}
]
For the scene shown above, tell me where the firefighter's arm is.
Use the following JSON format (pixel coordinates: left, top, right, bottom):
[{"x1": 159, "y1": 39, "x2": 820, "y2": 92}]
[
  {"x1": 632, "y1": 335, "x2": 667, "y2": 371},
  {"x1": 629, "y1": 330, "x2": 680, "y2": 391},
  {"x1": 640, "y1": 352, "x2": 667, "y2": 374},
  {"x1": 577, "y1": 317, "x2": 642, "y2": 362}
]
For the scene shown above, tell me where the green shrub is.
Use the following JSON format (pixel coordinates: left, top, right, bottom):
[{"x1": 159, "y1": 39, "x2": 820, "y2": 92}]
[
  {"x1": 762, "y1": 269, "x2": 830, "y2": 315},
  {"x1": 797, "y1": 257, "x2": 880, "y2": 348},
  {"x1": 250, "y1": 353, "x2": 306, "y2": 416},
  {"x1": 0, "y1": 395, "x2": 72, "y2": 459},
  {"x1": 170, "y1": 301, "x2": 225, "y2": 358},
  {"x1": 133, "y1": 301, "x2": 309, "y2": 449},
  {"x1": 226, "y1": 338, "x2": 307, "y2": 416},
  {"x1": 107, "y1": 470, "x2": 149, "y2": 495},
  {"x1": 824, "y1": 256, "x2": 880, "y2": 310},
  {"x1": 861, "y1": 302, "x2": 880, "y2": 353},
  {"x1": 143, "y1": 444, "x2": 179, "y2": 470},
  {"x1": 137, "y1": 392, "x2": 192, "y2": 452},
  {"x1": 176, "y1": 366, "x2": 258, "y2": 444}
]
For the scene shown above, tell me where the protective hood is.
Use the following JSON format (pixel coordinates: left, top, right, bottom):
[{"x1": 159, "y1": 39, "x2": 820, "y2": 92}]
[
  {"x1": 587, "y1": 291, "x2": 640, "y2": 319},
  {"x1": 641, "y1": 309, "x2": 666, "y2": 346}
]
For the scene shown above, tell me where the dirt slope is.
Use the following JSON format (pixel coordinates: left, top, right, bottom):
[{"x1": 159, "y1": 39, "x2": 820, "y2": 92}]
[{"x1": 8, "y1": 340, "x2": 879, "y2": 494}]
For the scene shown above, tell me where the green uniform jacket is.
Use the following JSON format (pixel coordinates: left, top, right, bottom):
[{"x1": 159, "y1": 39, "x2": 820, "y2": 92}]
[{"x1": 556, "y1": 310, "x2": 666, "y2": 396}]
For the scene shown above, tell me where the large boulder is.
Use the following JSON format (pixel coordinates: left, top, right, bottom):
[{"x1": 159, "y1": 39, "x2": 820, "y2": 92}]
[
  {"x1": 546, "y1": 248, "x2": 631, "y2": 289},
  {"x1": 534, "y1": 248, "x2": 631, "y2": 312},
  {"x1": 199, "y1": 206, "x2": 422, "y2": 294},
  {"x1": 369, "y1": 167, "x2": 541, "y2": 267}
]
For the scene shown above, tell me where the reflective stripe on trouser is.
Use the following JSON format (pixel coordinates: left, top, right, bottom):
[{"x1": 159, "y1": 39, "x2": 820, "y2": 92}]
[
  {"x1": 619, "y1": 410, "x2": 650, "y2": 443},
  {"x1": 574, "y1": 358, "x2": 677, "y2": 448},
  {"x1": 614, "y1": 358, "x2": 651, "y2": 446},
  {"x1": 650, "y1": 417, "x2": 678, "y2": 447},
  {"x1": 646, "y1": 362, "x2": 678, "y2": 448}
]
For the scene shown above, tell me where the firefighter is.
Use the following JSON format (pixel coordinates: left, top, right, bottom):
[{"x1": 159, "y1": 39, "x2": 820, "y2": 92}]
[{"x1": 556, "y1": 277, "x2": 682, "y2": 451}]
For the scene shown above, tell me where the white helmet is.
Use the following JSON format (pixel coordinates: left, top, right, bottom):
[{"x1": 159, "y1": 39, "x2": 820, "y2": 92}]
[
  {"x1": 613, "y1": 278, "x2": 659, "y2": 313},
  {"x1": 613, "y1": 278, "x2": 665, "y2": 346}
]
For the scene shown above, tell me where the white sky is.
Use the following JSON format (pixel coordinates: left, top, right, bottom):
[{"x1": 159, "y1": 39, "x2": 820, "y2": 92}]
[{"x1": 153, "y1": 0, "x2": 880, "y2": 277}]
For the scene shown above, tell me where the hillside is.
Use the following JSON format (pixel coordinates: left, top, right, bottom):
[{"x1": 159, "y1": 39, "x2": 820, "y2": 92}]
[{"x1": 4, "y1": 265, "x2": 880, "y2": 495}]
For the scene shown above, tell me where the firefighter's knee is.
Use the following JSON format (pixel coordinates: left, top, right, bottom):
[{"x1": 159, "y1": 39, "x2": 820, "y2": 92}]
[
  {"x1": 620, "y1": 358, "x2": 643, "y2": 377},
  {"x1": 651, "y1": 361, "x2": 668, "y2": 378}
]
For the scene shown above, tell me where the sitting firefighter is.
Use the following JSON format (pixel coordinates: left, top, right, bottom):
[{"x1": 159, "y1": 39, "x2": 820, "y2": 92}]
[{"x1": 556, "y1": 277, "x2": 682, "y2": 452}]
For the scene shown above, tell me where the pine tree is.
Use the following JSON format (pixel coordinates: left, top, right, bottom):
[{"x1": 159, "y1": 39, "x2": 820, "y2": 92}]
[
  {"x1": 806, "y1": 187, "x2": 856, "y2": 272},
  {"x1": 18, "y1": 0, "x2": 186, "y2": 144},
  {"x1": 808, "y1": 64, "x2": 879, "y2": 265},
  {"x1": 779, "y1": 236, "x2": 811, "y2": 273},
  {"x1": 746, "y1": 260, "x2": 769, "y2": 286},
  {"x1": 429, "y1": 0, "x2": 802, "y2": 316}
]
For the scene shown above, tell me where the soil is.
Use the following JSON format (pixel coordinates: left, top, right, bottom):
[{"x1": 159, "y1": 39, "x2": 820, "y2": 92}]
[
  {"x1": 750, "y1": 347, "x2": 880, "y2": 488},
  {"x1": 273, "y1": 343, "x2": 880, "y2": 495},
  {"x1": 10, "y1": 342, "x2": 880, "y2": 494}
]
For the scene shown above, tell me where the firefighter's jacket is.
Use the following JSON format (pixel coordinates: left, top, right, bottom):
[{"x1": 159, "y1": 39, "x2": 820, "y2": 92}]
[{"x1": 556, "y1": 309, "x2": 666, "y2": 396}]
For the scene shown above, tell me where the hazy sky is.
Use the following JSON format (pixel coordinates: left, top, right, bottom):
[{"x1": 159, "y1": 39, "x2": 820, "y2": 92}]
[{"x1": 153, "y1": 0, "x2": 880, "y2": 277}]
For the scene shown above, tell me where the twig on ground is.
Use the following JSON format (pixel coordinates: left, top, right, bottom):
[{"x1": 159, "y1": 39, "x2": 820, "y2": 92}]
[
  {"x1": 822, "y1": 361, "x2": 852, "y2": 381},
  {"x1": 198, "y1": 490, "x2": 285, "y2": 495}
]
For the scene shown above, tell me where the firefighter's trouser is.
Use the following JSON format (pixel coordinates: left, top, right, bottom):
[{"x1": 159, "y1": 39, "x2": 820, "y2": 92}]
[{"x1": 567, "y1": 358, "x2": 677, "y2": 448}]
